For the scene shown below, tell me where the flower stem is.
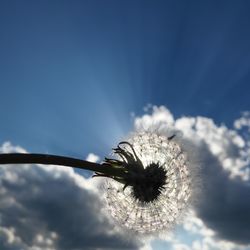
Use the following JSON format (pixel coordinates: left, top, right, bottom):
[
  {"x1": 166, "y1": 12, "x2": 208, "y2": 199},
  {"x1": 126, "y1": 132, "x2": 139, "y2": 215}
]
[{"x1": 0, "y1": 153, "x2": 126, "y2": 178}]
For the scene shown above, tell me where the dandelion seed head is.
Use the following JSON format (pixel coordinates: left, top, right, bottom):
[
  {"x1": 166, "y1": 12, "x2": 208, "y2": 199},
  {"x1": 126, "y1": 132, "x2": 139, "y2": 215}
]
[{"x1": 105, "y1": 132, "x2": 193, "y2": 233}]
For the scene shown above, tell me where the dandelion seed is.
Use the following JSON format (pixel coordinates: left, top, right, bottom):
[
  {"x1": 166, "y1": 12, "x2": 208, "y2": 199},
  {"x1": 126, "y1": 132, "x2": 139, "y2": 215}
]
[{"x1": 103, "y1": 132, "x2": 192, "y2": 233}]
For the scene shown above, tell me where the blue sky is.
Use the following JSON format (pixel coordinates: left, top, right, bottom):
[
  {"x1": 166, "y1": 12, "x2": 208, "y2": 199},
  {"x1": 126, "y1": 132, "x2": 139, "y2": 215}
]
[
  {"x1": 1, "y1": 0, "x2": 250, "y2": 157},
  {"x1": 0, "y1": 1, "x2": 250, "y2": 250}
]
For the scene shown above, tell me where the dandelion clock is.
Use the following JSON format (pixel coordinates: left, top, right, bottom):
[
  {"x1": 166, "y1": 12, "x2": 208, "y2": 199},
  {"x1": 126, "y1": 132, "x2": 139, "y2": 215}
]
[
  {"x1": 102, "y1": 132, "x2": 193, "y2": 233},
  {"x1": 0, "y1": 131, "x2": 196, "y2": 234}
]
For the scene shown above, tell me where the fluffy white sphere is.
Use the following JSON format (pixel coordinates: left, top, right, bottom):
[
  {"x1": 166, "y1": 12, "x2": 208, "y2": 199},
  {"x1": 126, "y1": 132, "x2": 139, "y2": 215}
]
[{"x1": 105, "y1": 132, "x2": 192, "y2": 233}]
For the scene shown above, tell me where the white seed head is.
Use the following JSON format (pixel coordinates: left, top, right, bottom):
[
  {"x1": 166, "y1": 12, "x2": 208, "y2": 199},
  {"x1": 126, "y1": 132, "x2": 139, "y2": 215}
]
[{"x1": 105, "y1": 132, "x2": 192, "y2": 233}]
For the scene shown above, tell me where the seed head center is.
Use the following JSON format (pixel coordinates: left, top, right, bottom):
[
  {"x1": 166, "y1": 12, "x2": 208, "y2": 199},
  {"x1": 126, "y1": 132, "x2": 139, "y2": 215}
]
[{"x1": 130, "y1": 163, "x2": 167, "y2": 202}]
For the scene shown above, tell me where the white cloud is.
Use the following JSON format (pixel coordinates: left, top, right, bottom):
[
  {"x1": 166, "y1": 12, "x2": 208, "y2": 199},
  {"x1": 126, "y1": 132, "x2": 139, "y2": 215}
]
[
  {"x1": 234, "y1": 111, "x2": 250, "y2": 131},
  {"x1": 133, "y1": 105, "x2": 250, "y2": 250},
  {"x1": 86, "y1": 153, "x2": 100, "y2": 163},
  {"x1": 1, "y1": 105, "x2": 250, "y2": 250},
  {"x1": 172, "y1": 243, "x2": 191, "y2": 250},
  {"x1": 135, "y1": 106, "x2": 249, "y2": 181},
  {"x1": 134, "y1": 105, "x2": 175, "y2": 133},
  {"x1": 139, "y1": 242, "x2": 153, "y2": 250},
  {"x1": 0, "y1": 143, "x2": 143, "y2": 250}
]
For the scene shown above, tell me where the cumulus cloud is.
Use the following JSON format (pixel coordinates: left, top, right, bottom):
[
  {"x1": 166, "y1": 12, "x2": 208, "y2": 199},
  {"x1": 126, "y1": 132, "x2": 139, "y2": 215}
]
[
  {"x1": 1, "y1": 105, "x2": 250, "y2": 250},
  {"x1": 0, "y1": 142, "x2": 141, "y2": 250},
  {"x1": 86, "y1": 153, "x2": 100, "y2": 163},
  {"x1": 134, "y1": 106, "x2": 250, "y2": 248}
]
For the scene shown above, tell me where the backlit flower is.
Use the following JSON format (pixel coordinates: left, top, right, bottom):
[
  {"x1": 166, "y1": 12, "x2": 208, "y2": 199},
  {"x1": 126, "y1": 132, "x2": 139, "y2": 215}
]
[
  {"x1": 103, "y1": 132, "x2": 192, "y2": 233},
  {"x1": 0, "y1": 131, "x2": 195, "y2": 234}
]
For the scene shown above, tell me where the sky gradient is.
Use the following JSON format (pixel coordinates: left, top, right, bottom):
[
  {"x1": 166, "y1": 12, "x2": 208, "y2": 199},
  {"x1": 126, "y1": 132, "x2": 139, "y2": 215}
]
[
  {"x1": 1, "y1": 1, "x2": 250, "y2": 157},
  {"x1": 0, "y1": 1, "x2": 250, "y2": 250}
]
